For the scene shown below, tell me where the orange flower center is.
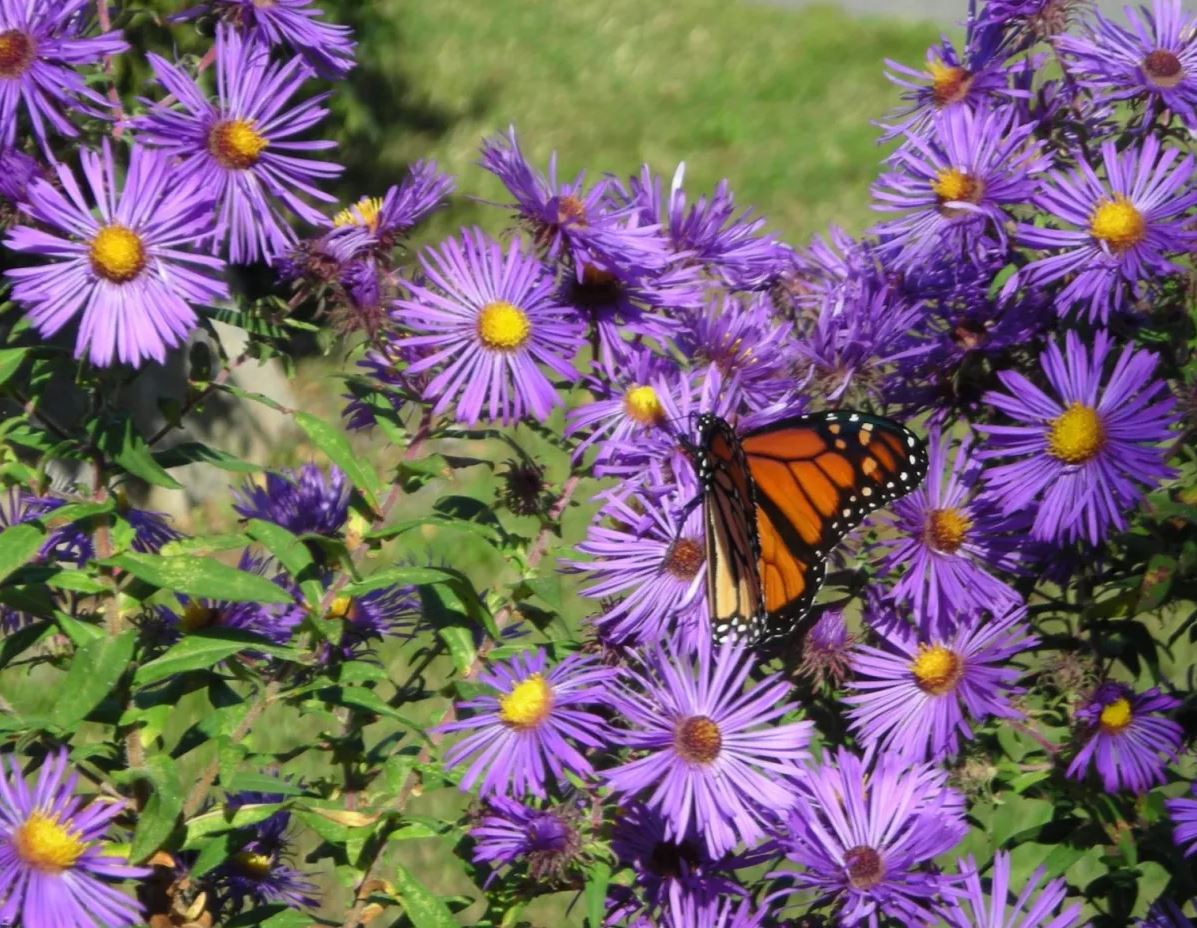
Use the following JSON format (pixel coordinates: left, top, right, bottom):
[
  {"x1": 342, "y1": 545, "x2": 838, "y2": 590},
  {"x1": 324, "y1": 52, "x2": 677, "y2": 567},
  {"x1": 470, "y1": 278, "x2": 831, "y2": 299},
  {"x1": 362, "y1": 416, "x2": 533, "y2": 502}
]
[
  {"x1": 674, "y1": 715, "x2": 722, "y2": 764},
  {"x1": 664, "y1": 538, "x2": 704, "y2": 579},
  {"x1": 911, "y1": 645, "x2": 964, "y2": 695},
  {"x1": 926, "y1": 507, "x2": 972, "y2": 553},
  {"x1": 1089, "y1": 196, "x2": 1146, "y2": 251},
  {"x1": 928, "y1": 60, "x2": 973, "y2": 105},
  {"x1": 0, "y1": 29, "x2": 35, "y2": 79},
  {"x1": 1143, "y1": 49, "x2": 1184, "y2": 88},
  {"x1": 89, "y1": 225, "x2": 147, "y2": 283},
  {"x1": 208, "y1": 118, "x2": 269, "y2": 170}
]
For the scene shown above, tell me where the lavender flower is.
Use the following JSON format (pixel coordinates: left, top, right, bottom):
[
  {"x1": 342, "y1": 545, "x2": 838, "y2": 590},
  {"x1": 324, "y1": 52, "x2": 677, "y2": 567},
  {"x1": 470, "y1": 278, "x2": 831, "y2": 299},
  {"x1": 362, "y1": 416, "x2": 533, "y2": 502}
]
[
  {"x1": 3, "y1": 141, "x2": 226, "y2": 367},
  {"x1": 0, "y1": 750, "x2": 148, "y2": 928},
  {"x1": 479, "y1": 127, "x2": 667, "y2": 277},
  {"x1": 207, "y1": 0, "x2": 356, "y2": 78},
  {"x1": 846, "y1": 608, "x2": 1036, "y2": 762},
  {"x1": 571, "y1": 476, "x2": 708, "y2": 648},
  {"x1": 329, "y1": 160, "x2": 454, "y2": 259},
  {"x1": 940, "y1": 851, "x2": 1084, "y2": 928},
  {"x1": 134, "y1": 26, "x2": 342, "y2": 264},
  {"x1": 776, "y1": 749, "x2": 967, "y2": 927},
  {"x1": 233, "y1": 463, "x2": 351, "y2": 536},
  {"x1": 1014, "y1": 136, "x2": 1197, "y2": 321},
  {"x1": 209, "y1": 793, "x2": 317, "y2": 913},
  {"x1": 1139, "y1": 901, "x2": 1196, "y2": 928},
  {"x1": 440, "y1": 649, "x2": 614, "y2": 797},
  {"x1": 982, "y1": 330, "x2": 1176, "y2": 545},
  {"x1": 873, "y1": 429, "x2": 1026, "y2": 630},
  {"x1": 323, "y1": 584, "x2": 418, "y2": 658},
  {"x1": 0, "y1": 0, "x2": 127, "y2": 150},
  {"x1": 872, "y1": 104, "x2": 1049, "y2": 268},
  {"x1": 797, "y1": 609, "x2": 856, "y2": 687},
  {"x1": 394, "y1": 228, "x2": 583, "y2": 425},
  {"x1": 470, "y1": 796, "x2": 580, "y2": 883},
  {"x1": 1066, "y1": 682, "x2": 1182, "y2": 794},
  {"x1": 1166, "y1": 782, "x2": 1197, "y2": 856},
  {"x1": 0, "y1": 146, "x2": 40, "y2": 206},
  {"x1": 1057, "y1": 0, "x2": 1197, "y2": 129},
  {"x1": 605, "y1": 639, "x2": 812, "y2": 856},
  {"x1": 168, "y1": 552, "x2": 304, "y2": 646}
]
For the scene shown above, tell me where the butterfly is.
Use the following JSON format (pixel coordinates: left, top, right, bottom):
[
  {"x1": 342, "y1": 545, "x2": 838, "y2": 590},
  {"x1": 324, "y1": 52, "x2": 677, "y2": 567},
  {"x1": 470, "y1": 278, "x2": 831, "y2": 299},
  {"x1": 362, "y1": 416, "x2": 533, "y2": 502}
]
[{"x1": 693, "y1": 410, "x2": 928, "y2": 647}]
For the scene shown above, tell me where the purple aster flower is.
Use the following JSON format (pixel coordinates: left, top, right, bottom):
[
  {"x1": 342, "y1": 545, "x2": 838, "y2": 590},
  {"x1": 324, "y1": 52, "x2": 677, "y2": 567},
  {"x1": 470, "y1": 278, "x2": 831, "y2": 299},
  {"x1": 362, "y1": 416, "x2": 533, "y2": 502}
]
[
  {"x1": 167, "y1": 552, "x2": 304, "y2": 647},
  {"x1": 1013, "y1": 136, "x2": 1197, "y2": 322},
  {"x1": 119, "y1": 498, "x2": 182, "y2": 554},
  {"x1": 604, "y1": 639, "x2": 812, "y2": 856},
  {"x1": 439, "y1": 649, "x2": 614, "y2": 798},
  {"x1": 872, "y1": 104, "x2": 1049, "y2": 269},
  {"x1": 675, "y1": 292, "x2": 797, "y2": 411},
  {"x1": 0, "y1": 490, "x2": 93, "y2": 574},
  {"x1": 845, "y1": 607, "x2": 1036, "y2": 762},
  {"x1": 205, "y1": 0, "x2": 356, "y2": 78},
  {"x1": 775, "y1": 749, "x2": 967, "y2": 928},
  {"x1": 609, "y1": 802, "x2": 750, "y2": 928},
  {"x1": 979, "y1": 0, "x2": 1094, "y2": 38},
  {"x1": 479, "y1": 127, "x2": 668, "y2": 278},
  {"x1": 233, "y1": 463, "x2": 350, "y2": 537},
  {"x1": 1166, "y1": 782, "x2": 1197, "y2": 856},
  {"x1": 873, "y1": 429, "x2": 1026, "y2": 630},
  {"x1": 981, "y1": 330, "x2": 1176, "y2": 545},
  {"x1": 1140, "y1": 901, "x2": 1196, "y2": 928},
  {"x1": 565, "y1": 347, "x2": 679, "y2": 468},
  {"x1": 470, "y1": 796, "x2": 581, "y2": 883},
  {"x1": 209, "y1": 791, "x2": 317, "y2": 913},
  {"x1": 0, "y1": 0, "x2": 127, "y2": 150},
  {"x1": 1066, "y1": 681, "x2": 1182, "y2": 794},
  {"x1": 940, "y1": 851, "x2": 1084, "y2": 928},
  {"x1": 328, "y1": 160, "x2": 454, "y2": 259},
  {"x1": 0, "y1": 749, "x2": 149, "y2": 928},
  {"x1": 393, "y1": 228, "x2": 583, "y2": 425},
  {"x1": 571, "y1": 473, "x2": 707, "y2": 649},
  {"x1": 0, "y1": 146, "x2": 39, "y2": 207},
  {"x1": 1057, "y1": 0, "x2": 1197, "y2": 129},
  {"x1": 322, "y1": 583, "x2": 418, "y2": 659},
  {"x1": 3, "y1": 141, "x2": 227, "y2": 367},
  {"x1": 134, "y1": 26, "x2": 342, "y2": 264},
  {"x1": 882, "y1": 32, "x2": 1017, "y2": 139},
  {"x1": 792, "y1": 277, "x2": 928, "y2": 402},
  {"x1": 627, "y1": 162, "x2": 794, "y2": 290},
  {"x1": 797, "y1": 609, "x2": 856, "y2": 687}
]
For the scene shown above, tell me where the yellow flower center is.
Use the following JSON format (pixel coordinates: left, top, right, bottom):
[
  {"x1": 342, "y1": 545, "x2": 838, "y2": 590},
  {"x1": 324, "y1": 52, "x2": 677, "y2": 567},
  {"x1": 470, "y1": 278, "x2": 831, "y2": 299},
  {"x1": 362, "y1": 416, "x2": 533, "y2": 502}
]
[
  {"x1": 13, "y1": 811, "x2": 87, "y2": 873},
  {"x1": 208, "y1": 118, "x2": 269, "y2": 170},
  {"x1": 476, "y1": 300, "x2": 532, "y2": 351},
  {"x1": 180, "y1": 601, "x2": 216, "y2": 632},
  {"x1": 498, "y1": 674, "x2": 553, "y2": 730},
  {"x1": 911, "y1": 645, "x2": 964, "y2": 695},
  {"x1": 0, "y1": 29, "x2": 35, "y2": 79},
  {"x1": 674, "y1": 715, "x2": 723, "y2": 764},
  {"x1": 89, "y1": 225, "x2": 146, "y2": 283},
  {"x1": 1089, "y1": 196, "x2": 1146, "y2": 251},
  {"x1": 1099, "y1": 697, "x2": 1133, "y2": 733},
  {"x1": 333, "y1": 196, "x2": 384, "y2": 231},
  {"x1": 844, "y1": 845, "x2": 884, "y2": 890},
  {"x1": 232, "y1": 851, "x2": 273, "y2": 878},
  {"x1": 327, "y1": 594, "x2": 354, "y2": 620},
  {"x1": 1143, "y1": 49, "x2": 1184, "y2": 88},
  {"x1": 928, "y1": 60, "x2": 973, "y2": 105},
  {"x1": 1047, "y1": 402, "x2": 1106, "y2": 464},
  {"x1": 932, "y1": 168, "x2": 983, "y2": 205},
  {"x1": 624, "y1": 385, "x2": 665, "y2": 426},
  {"x1": 926, "y1": 507, "x2": 972, "y2": 554}
]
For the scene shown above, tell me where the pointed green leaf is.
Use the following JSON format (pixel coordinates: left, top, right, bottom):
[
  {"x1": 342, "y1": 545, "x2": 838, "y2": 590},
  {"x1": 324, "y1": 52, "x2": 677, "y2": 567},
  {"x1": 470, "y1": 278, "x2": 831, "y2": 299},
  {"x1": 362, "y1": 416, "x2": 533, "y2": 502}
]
[
  {"x1": 130, "y1": 755, "x2": 184, "y2": 861},
  {"x1": 294, "y1": 411, "x2": 381, "y2": 510},
  {"x1": 392, "y1": 861, "x2": 459, "y2": 928},
  {"x1": 0, "y1": 522, "x2": 45, "y2": 585},
  {"x1": 102, "y1": 551, "x2": 292, "y2": 603},
  {"x1": 49, "y1": 630, "x2": 136, "y2": 728},
  {"x1": 134, "y1": 629, "x2": 299, "y2": 686}
]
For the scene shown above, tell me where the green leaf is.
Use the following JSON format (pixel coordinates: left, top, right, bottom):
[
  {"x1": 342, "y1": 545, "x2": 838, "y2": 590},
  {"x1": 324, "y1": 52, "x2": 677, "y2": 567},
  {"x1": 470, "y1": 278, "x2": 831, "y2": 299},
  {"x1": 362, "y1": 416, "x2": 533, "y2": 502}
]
[
  {"x1": 295, "y1": 411, "x2": 381, "y2": 510},
  {"x1": 134, "y1": 629, "x2": 298, "y2": 686},
  {"x1": 0, "y1": 347, "x2": 29, "y2": 387},
  {"x1": 153, "y1": 442, "x2": 260, "y2": 474},
  {"x1": 49, "y1": 630, "x2": 136, "y2": 728},
  {"x1": 392, "y1": 861, "x2": 459, "y2": 928},
  {"x1": 246, "y1": 519, "x2": 322, "y2": 606},
  {"x1": 344, "y1": 566, "x2": 458, "y2": 597},
  {"x1": 1138, "y1": 553, "x2": 1176, "y2": 610},
  {"x1": 585, "y1": 861, "x2": 611, "y2": 928},
  {"x1": 993, "y1": 796, "x2": 1056, "y2": 846},
  {"x1": 95, "y1": 414, "x2": 182, "y2": 489},
  {"x1": 182, "y1": 802, "x2": 285, "y2": 848},
  {"x1": 130, "y1": 755, "x2": 184, "y2": 861},
  {"x1": 226, "y1": 909, "x2": 312, "y2": 928},
  {"x1": 103, "y1": 551, "x2": 293, "y2": 603},
  {"x1": 0, "y1": 522, "x2": 45, "y2": 585},
  {"x1": 225, "y1": 772, "x2": 308, "y2": 796}
]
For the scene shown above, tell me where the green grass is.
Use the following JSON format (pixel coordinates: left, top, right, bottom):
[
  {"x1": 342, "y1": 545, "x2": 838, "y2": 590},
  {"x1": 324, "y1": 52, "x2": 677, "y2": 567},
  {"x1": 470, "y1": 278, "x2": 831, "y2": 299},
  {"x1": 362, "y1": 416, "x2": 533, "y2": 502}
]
[{"x1": 330, "y1": 0, "x2": 941, "y2": 250}]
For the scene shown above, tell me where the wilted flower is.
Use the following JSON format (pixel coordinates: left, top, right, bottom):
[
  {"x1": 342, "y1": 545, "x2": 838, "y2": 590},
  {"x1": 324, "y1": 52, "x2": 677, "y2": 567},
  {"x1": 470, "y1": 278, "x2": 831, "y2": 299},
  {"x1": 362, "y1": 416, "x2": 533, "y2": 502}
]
[{"x1": 470, "y1": 796, "x2": 581, "y2": 883}]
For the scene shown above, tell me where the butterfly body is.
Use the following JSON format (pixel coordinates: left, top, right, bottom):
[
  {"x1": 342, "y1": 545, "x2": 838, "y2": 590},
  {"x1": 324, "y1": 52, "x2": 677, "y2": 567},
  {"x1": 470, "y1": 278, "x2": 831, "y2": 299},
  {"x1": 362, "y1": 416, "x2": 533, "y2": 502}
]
[{"x1": 695, "y1": 411, "x2": 928, "y2": 646}]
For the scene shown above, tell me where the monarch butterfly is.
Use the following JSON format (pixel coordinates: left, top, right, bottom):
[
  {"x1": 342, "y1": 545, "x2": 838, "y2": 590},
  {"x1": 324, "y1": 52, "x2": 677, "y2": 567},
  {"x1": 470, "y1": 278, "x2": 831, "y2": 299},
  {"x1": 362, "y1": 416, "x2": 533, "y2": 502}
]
[{"x1": 694, "y1": 411, "x2": 928, "y2": 646}]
